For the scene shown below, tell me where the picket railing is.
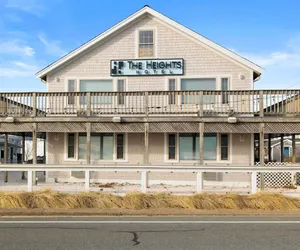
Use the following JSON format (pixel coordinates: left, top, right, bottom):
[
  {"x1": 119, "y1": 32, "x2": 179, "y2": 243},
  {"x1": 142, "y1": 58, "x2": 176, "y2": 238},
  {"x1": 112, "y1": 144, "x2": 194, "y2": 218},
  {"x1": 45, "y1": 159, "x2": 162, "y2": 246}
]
[
  {"x1": 1, "y1": 164, "x2": 300, "y2": 193},
  {"x1": 0, "y1": 90, "x2": 300, "y2": 117}
]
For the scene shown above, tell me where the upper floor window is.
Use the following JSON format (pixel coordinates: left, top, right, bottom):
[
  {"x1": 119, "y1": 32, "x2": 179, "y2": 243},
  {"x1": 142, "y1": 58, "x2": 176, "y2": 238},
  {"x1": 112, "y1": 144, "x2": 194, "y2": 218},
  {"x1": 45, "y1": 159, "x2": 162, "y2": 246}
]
[
  {"x1": 139, "y1": 30, "x2": 154, "y2": 57},
  {"x1": 79, "y1": 79, "x2": 113, "y2": 104}
]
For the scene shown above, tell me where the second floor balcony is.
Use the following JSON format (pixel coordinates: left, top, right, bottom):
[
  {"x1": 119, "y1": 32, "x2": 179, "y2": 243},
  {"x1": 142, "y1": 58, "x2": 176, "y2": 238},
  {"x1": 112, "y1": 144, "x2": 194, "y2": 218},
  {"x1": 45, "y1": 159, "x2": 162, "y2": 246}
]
[{"x1": 0, "y1": 90, "x2": 299, "y2": 118}]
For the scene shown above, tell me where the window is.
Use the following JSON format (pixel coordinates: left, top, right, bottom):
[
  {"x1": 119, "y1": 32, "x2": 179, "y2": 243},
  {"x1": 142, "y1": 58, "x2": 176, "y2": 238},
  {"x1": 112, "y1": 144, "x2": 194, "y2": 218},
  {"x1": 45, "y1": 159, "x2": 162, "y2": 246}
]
[
  {"x1": 116, "y1": 134, "x2": 124, "y2": 159},
  {"x1": 79, "y1": 80, "x2": 113, "y2": 104},
  {"x1": 221, "y1": 78, "x2": 229, "y2": 104},
  {"x1": 78, "y1": 133, "x2": 87, "y2": 160},
  {"x1": 117, "y1": 80, "x2": 125, "y2": 105},
  {"x1": 78, "y1": 133, "x2": 114, "y2": 160},
  {"x1": 0, "y1": 149, "x2": 4, "y2": 159},
  {"x1": 181, "y1": 78, "x2": 216, "y2": 104},
  {"x1": 204, "y1": 134, "x2": 217, "y2": 160},
  {"x1": 168, "y1": 79, "x2": 176, "y2": 105},
  {"x1": 221, "y1": 134, "x2": 229, "y2": 160},
  {"x1": 139, "y1": 30, "x2": 154, "y2": 57},
  {"x1": 179, "y1": 133, "x2": 217, "y2": 160},
  {"x1": 67, "y1": 133, "x2": 75, "y2": 158},
  {"x1": 68, "y1": 80, "x2": 76, "y2": 105},
  {"x1": 168, "y1": 134, "x2": 176, "y2": 160}
]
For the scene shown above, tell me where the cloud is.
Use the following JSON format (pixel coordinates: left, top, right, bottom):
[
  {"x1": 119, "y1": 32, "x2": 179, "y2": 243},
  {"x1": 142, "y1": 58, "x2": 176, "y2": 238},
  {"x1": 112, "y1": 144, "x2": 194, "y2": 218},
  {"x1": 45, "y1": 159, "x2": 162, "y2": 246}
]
[
  {"x1": 0, "y1": 61, "x2": 39, "y2": 77},
  {"x1": 38, "y1": 33, "x2": 67, "y2": 57},
  {"x1": 0, "y1": 40, "x2": 35, "y2": 56},
  {"x1": 4, "y1": 0, "x2": 45, "y2": 17},
  {"x1": 239, "y1": 36, "x2": 300, "y2": 68},
  {"x1": 231, "y1": 35, "x2": 300, "y2": 89}
]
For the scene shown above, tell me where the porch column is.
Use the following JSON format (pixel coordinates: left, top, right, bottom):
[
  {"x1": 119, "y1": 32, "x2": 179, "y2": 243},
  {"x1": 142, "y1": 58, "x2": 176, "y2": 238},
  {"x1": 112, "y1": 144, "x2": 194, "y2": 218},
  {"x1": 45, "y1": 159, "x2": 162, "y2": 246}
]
[
  {"x1": 292, "y1": 134, "x2": 296, "y2": 163},
  {"x1": 4, "y1": 133, "x2": 8, "y2": 183},
  {"x1": 199, "y1": 122, "x2": 204, "y2": 165},
  {"x1": 259, "y1": 123, "x2": 265, "y2": 165},
  {"x1": 32, "y1": 124, "x2": 37, "y2": 185},
  {"x1": 268, "y1": 134, "x2": 272, "y2": 162},
  {"x1": 86, "y1": 123, "x2": 91, "y2": 165},
  {"x1": 85, "y1": 123, "x2": 91, "y2": 191},
  {"x1": 21, "y1": 133, "x2": 26, "y2": 180},
  {"x1": 259, "y1": 123, "x2": 265, "y2": 190},
  {"x1": 144, "y1": 123, "x2": 149, "y2": 164},
  {"x1": 280, "y1": 134, "x2": 284, "y2": 162}
]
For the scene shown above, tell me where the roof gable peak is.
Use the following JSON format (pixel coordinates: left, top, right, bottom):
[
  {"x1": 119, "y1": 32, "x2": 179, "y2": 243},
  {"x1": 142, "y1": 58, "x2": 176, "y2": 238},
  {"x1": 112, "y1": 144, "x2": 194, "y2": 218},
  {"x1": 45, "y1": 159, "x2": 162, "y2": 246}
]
[{"x1": 36, "y1": 5, "x2": 263, "y2": 80}]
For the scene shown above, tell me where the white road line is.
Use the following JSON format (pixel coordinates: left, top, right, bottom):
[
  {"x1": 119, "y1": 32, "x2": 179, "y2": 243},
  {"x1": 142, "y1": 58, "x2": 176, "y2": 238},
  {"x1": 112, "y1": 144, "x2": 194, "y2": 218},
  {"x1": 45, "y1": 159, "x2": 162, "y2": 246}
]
[{"x1": 0, "y1": 221, "x2": 299, "y2": 224}]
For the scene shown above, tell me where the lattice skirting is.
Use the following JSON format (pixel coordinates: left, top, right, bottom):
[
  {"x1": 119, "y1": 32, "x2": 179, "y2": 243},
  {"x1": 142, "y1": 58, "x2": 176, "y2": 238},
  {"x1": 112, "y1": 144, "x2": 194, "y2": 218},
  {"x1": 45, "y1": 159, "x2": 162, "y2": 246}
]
[
  {"x1": 92, "y1": 123, "x2": 144, "y2": 132},
  {"x1": 257, "y1": 172, "x2": 293, "y2": 188},
  {"x1": 1, "y1": 121, "x2": 300, "y2": 133},
  {"x1": 205, "y1": 123, "x2": 259, "y2": 133},
  {"x1": 37, "y1": 123, "x2": 87, "y2": 132},
  {"x1": 255, "y1": 162, "x2": 296, "y2": 188},
  {"x1": 0, "y1": 123, "x2": 34, "y2": 132},
  {"x1": 265, "y1": 123, "x2": 300, "y2": 133}
]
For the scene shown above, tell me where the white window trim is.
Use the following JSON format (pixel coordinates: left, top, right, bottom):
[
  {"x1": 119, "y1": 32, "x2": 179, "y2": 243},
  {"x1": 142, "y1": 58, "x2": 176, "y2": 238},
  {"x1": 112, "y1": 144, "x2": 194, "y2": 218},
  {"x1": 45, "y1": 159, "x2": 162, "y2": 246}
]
[
  {"x1": 64, "y1": 77, "x2": 130, "y2": 109},
  {"x1": 64, "y1": 132, "x2": 78, "y2": 161},
  {"x1": 176, "y1": 75, "x2": 232, "y2": 91},
  {"x1": 164, "y1": 132, "x2": 232, "y2": 164},
  {"x1": 169, "y1": 75, "x2": 233, "y2": 110},
  {"x1": 135, "y1": 26, "x2": 157, "y2": 58},
  {"x1": 64, "y1": 132, "x2": 128, "y2": 163}
]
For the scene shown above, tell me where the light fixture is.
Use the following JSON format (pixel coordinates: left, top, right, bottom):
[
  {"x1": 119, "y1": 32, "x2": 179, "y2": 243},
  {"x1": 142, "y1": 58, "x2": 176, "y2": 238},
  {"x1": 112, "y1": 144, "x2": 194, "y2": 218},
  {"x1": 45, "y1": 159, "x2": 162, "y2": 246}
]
[
  {"x1": 112, "y1": 117, "x2": 121, "y2": 123},
  {"x1": 228, "y1": 117, "x2": 237, "y2": 123}
]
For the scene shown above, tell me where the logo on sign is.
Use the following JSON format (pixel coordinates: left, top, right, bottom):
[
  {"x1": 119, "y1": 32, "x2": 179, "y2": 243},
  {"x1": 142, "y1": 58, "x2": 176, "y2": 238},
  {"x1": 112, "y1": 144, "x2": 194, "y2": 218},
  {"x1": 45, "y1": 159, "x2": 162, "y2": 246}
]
[{"x1": 110, "y1": 59, "x2": 184, "y2": 76}]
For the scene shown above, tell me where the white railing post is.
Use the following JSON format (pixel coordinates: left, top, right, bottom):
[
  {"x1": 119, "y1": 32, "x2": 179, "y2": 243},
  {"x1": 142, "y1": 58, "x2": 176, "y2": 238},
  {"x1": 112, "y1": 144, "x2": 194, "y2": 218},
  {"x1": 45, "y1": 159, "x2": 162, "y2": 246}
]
[
  {"x1": 27, "y1": 170, "x2": 33, "y2": 192},
  {"x1": 85, "y1": 170, "x2": 90, "y2": 192},
  {"x1": 141, "y1": 171, "x2": 149, "y2": 193},
  {"x1": 251, "y1": 171, "x2": 257, "y2": 194},
  {"x1": 196, "y1": 172, "x2": 204, "y2": 193}
]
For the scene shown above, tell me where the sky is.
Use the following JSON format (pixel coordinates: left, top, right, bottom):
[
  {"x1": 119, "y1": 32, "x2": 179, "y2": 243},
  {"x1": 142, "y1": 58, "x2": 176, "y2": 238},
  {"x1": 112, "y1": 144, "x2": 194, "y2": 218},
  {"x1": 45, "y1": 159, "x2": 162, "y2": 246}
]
[{"x1": 0, "y1": 0, "x2": 299, "y2": 92}]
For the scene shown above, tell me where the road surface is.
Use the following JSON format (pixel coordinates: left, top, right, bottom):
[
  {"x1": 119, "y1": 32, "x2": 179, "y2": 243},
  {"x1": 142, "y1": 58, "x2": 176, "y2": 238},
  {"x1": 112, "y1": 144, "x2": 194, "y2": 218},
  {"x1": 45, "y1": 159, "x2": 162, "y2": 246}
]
[{"x1": 0, "y1": 216, "x2": 300, "y2": 250}]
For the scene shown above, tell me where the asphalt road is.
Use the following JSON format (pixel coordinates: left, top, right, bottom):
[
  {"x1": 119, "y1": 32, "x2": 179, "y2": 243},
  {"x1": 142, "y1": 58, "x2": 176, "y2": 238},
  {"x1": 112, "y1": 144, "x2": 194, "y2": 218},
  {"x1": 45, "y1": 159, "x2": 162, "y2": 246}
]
[{"x1": 0, "y1": 216, "x2": 300, "y2": 250}]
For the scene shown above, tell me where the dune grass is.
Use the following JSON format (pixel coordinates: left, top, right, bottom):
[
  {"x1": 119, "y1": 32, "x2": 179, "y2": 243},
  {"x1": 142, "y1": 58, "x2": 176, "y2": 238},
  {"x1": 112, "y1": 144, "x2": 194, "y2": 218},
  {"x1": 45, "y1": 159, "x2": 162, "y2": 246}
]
[{"x1": 0, "y1": 190, "x2": 300, "y2": 210}]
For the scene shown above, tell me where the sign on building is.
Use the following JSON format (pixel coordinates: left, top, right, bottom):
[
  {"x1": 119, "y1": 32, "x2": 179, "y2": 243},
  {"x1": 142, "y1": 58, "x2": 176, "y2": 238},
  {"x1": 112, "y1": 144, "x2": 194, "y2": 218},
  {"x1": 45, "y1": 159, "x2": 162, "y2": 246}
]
[{"x1": 111, "y1": 59, "x2": 184, "y2": 76}]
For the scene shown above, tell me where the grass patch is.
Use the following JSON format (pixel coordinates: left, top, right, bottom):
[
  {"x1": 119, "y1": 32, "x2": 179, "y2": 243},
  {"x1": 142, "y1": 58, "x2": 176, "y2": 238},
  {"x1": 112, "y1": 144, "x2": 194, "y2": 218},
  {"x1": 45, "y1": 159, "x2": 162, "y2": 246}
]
[{"x1": 0, "y1": 190, "x2": 300, "y2": 210}]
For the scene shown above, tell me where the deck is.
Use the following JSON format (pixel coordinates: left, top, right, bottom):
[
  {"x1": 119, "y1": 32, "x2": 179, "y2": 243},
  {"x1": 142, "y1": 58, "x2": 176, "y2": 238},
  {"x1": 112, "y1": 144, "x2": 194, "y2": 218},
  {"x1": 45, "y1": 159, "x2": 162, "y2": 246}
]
[{"x1": 0, "y1": 90, "x2": 299, "y2": 118}]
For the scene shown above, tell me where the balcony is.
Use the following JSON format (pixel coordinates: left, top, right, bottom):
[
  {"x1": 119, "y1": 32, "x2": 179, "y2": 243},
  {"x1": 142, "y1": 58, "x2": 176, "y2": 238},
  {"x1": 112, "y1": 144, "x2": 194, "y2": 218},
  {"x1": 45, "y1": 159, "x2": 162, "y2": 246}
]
[{"x1": 0, "y1": 90, "x2": 299, "y2": 118}]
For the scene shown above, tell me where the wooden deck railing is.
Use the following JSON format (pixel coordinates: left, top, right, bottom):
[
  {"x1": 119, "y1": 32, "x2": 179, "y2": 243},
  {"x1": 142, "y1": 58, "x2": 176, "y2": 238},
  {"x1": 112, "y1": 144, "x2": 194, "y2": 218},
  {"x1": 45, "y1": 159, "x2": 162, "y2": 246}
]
[{"x1": 0, "y1": 90, "x2": 299, "y2": 117}]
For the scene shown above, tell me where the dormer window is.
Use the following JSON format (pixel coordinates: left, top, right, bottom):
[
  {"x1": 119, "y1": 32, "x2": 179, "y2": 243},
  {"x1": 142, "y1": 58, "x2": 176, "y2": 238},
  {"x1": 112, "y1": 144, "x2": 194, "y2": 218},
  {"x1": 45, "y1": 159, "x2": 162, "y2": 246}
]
[{"x1": 139, "y1": 30, "x2": 154, "y2": 57}]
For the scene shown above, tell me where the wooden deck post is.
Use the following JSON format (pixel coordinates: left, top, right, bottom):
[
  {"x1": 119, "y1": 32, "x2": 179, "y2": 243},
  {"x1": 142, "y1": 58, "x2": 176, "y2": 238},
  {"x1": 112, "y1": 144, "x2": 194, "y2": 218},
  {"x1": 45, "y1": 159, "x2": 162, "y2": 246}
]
[
  {"x1": 32, "y1": 92, "x2": 37, "y2": 117},
  {"x1": 21, "y1": 133, "x2": 26, "y2": 179},
  {"x1": 280, "y1": 134, "x2": 284, "y2": 162},
  {"x1": 86, "y1": 92, "x2": 91, "y2": 116},
  {"x1": 144, "y1": 92, "x2": 149, "y2": 116},
  {"x1": 32, "y1": 124, "x2": 37, "y2": 185},
  {"x1": 259, "y1": 123, "x2": 265, "y2": 190},
  {"x1": 259, "y1": 90, "x2": 264, "y2": 118},
  {"x1": 144, "y1": 123, "x2": 149, "y2": 164},
  {"x1": 85, "y1": 123, "x2": 91, "y2": 191},
  {"x1": 198, "y1": 91, "x2": 203, "y2": 117},
  {"x1": 199, "y1": 123, "x2": 204, "y2": 165},
  {"x1": 4, "y1": 133, "x2": 8, "y2": 183},
  {"x1": 268, "y1": 134, "x2": 272, "y2": 162}
]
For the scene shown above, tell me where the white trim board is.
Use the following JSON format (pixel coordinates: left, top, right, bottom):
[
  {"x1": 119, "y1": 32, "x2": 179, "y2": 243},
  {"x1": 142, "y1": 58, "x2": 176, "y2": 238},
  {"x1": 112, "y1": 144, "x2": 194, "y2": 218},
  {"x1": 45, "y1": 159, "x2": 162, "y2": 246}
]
[{"x1": 36, "y1": 6, "x2": 263, "y2": 80}]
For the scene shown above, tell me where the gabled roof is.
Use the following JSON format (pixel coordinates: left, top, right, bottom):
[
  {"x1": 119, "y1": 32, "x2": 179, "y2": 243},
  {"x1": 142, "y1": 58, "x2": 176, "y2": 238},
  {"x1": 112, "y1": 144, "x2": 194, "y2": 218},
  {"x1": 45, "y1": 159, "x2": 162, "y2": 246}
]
[{"x1": 36, "y1": 5, "x2": 264, "y2": 81}]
